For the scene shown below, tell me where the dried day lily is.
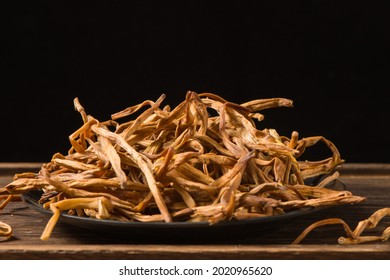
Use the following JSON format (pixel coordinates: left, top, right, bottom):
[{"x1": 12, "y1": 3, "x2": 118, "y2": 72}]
[
  {"x1": 0, "y1": 194, "x2": 18, "y2": 240},
  {"x1": 292, "y1": 208, "x2": 390, "y2": 245},
  {"x1": 0, "y1": 221, "x2": 12, "y2": 240},
  {"x1": 0, "y1": 91, "x2": 367, "y2": 241}
]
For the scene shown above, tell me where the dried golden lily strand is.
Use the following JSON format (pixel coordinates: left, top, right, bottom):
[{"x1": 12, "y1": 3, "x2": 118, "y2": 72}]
[
  {"x1": 194, "y1": 134, "x2": 234, "y2": 157},
  {"x1": 4, "y1": 178, "x2": 49, "y2": 194},
  {"x1": 187, "y1": 92, "x2": 209, "y2": 135},
  {"x1": 91, "y1": 124, "x2": 172, "y2": 223},
  {"x1": 40, "y1": 166, "x2": 135, "y2": 211},
  {"x1": 0, "y1": 195, "x2": 20, "y2": 240},
  {"x1": 292, "y1": 208, "x2": 390, "y2": 245},
  {"x1": 155, "y1": 98, "x2": 188, "y2": 130},
  {"x1": 53, "y1": 158, "x2": 98, "y2": 172},
  {"x1": 67, "y1": 177, "x2": 147, "y2": 191},
  {"x1": 297, "y1": 136, "x2": 345, "y2": 180},
  {"x1": 218, "y1": 152, "x2": 255, "y2": 219},
  {"x1": 218, "y1": 103, "x2": 248, "y2": 158},
  {"x1": 354, "y1": 207, "x2": 390, "y2": 235},
  {"x1": 120, "y1": 94, "x2": 166, "y2": 141},
  {"x1": 97, "y1": 135, "x2": 128, "y2": 188},
  {"x1": 171, "y1": 184, "x2": 197, "y2": 208},
  {"x1": 0, "y1": 221, "x2": 12, "y2": 240},
  {"x1": 338, "y1": 207, "x2": 390, "y2": 245},
  {"x1": 278, "y1": 192, "x2": 366, "y2": 209},
  {"x1": 111, "y1": 94, "x2": 165, "y2": 120},
  {"x1": 291, "y1": 218, "x2": 356, "y2": 245},
  {"x1": 0, "y1": 195, "x2": 14, "y2": 210},
  {"x1": 162, "y1": 173, "x2": 216, "y2": 193},
  {"x1": 68, "y1": 118, "x2": 98, "y2": 154},
  {"x1": 240, "y1": 97, "x2": 294, "y2": 112},
  {"x1": 73, "y1": 97, "x2": 88, "y2": 124},
  {"x1": 210, "y1": 152, "x2": 254, "y2": 191},
  {"x1": 316, "y1": 171, "x2": 340, "y2": 188},
  {"x1": 41, "y1": 196, "x2": 114, "y2": 241}
]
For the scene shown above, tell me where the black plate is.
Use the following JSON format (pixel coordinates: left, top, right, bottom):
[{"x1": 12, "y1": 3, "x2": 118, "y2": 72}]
[{"x1": 21, "y1": 177, "x2": 346, "y2": 241}]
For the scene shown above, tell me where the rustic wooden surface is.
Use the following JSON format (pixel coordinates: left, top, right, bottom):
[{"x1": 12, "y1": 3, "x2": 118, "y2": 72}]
[{"x1": 0, "y1": 163, "x2": 389, "y2": 260}]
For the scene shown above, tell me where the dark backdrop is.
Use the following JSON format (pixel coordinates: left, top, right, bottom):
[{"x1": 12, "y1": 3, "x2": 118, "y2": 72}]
[{"x1": 3, "y1": 0, "x2": 389, "y2": 163}]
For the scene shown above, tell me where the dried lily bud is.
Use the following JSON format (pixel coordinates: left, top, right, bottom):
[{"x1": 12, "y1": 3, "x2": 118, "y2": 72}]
[
  {"x1": 0, "y1": 221, "x2": 12, "y2": 240},
  {"x1": 292, "y1": 208, "x2": 390, "y2": 245}
]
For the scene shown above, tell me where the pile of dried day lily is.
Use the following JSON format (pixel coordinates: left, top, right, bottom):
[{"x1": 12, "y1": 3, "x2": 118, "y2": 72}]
[{"x1": 1, "y1": 91, "x2": 380, "y2": 243}]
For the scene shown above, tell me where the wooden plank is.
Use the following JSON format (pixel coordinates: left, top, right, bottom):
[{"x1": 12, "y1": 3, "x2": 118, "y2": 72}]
[
  {"x1": 338, "y1": 163, "x2": 390, "y2": 175},
  {"x1": 0, "y1": 244, "x2": 389, "y2": 260},
  {"x1": 0, "y1": 162, "x2": 42, "y2": 175}
]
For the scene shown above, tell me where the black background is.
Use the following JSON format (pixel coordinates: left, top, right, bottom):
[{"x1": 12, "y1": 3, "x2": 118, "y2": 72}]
[{"x1": 3, "y1": 0, "x2": 390, "y2": 163}]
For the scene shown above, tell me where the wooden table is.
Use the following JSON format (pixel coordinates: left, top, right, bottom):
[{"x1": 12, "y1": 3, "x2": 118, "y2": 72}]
[{"x1": 0, "y1": 163, "x2": 389, "y2": 260}]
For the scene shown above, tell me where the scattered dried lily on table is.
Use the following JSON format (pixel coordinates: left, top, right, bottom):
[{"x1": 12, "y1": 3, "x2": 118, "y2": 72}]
[
  {"x1": 0, "y1": 194, "x2": 20, "y2": 240},
  {"x1": 0, "y1": 91, "x2": 367, "y2": 241},
  {"x1": 0, "y1": 221, "x2": 12, "y2": 240},
  {"x1": 292, "y1": 207, "x2": 390, "y2": 245}
]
